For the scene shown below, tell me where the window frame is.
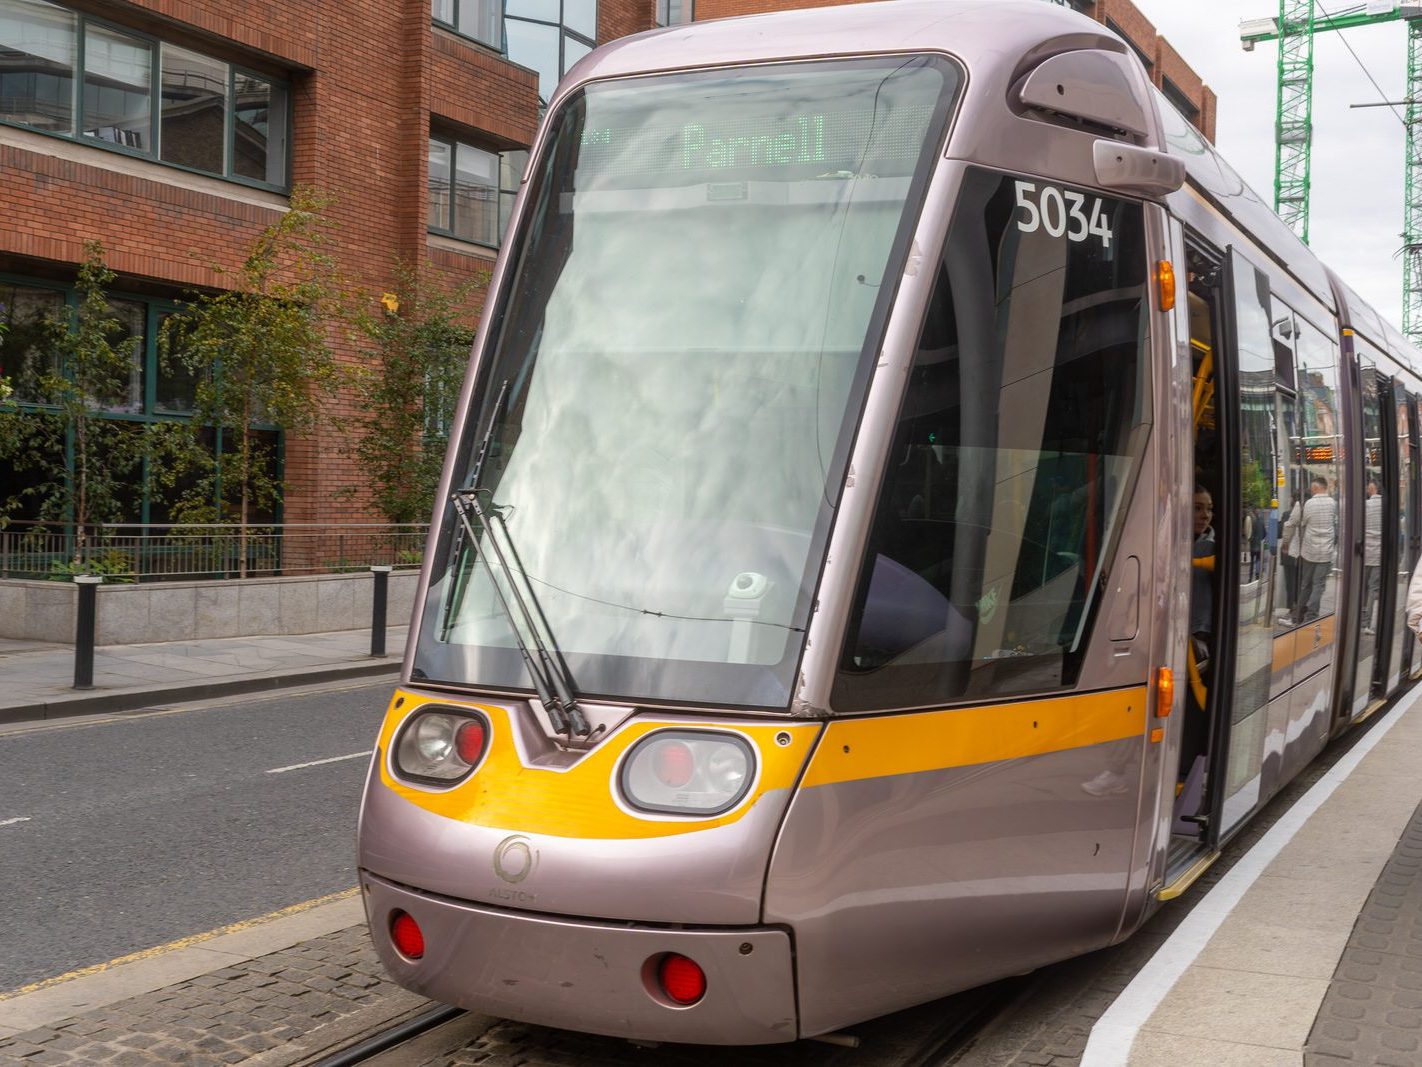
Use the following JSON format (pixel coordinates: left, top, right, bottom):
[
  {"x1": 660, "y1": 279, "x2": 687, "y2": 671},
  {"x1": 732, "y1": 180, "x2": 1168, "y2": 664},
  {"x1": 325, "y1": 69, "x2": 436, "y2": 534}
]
[
  {"x1": 0, "y1": 0, "x2": 292, "y2": 192},
  {"x1": 655, "y1": 0, "x2": 693, "y2": 27},
  {"x1": 427, "y1": 131, "x2": 518, "y2": 249},
  {"x1": 504, "y1": 0, "x2": 597, "y2": 107},
  {"x1": 431, "y1": 0, "x2": 503, "y2": 51}
]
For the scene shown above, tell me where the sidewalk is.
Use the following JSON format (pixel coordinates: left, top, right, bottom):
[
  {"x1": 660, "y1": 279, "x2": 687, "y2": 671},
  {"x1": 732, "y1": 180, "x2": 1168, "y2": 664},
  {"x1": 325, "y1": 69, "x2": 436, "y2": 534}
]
[
  {"x1": 0, "y1": 627, "x2": 407, "y2": 725},
  {"x1": 1085, "y1": 683, "x2": 1422, "y2": 1065}
]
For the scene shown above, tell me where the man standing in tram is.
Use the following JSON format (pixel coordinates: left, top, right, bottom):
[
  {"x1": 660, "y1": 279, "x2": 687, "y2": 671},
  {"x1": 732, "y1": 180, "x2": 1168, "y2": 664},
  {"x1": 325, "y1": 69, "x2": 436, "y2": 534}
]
[
  {"x1": 1364, "y1": 479, "x2": 1383, "y2": 634},
  {"x1": 1294, "y1": 476, "x2": 1339, "y2": 623}
]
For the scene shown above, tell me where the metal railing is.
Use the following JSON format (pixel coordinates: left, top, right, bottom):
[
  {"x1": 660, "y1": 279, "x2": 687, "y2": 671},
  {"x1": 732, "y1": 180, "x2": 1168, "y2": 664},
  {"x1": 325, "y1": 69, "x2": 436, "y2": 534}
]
[{"x1": 0, "y1": 522, "x2": 429, "y2": 582}]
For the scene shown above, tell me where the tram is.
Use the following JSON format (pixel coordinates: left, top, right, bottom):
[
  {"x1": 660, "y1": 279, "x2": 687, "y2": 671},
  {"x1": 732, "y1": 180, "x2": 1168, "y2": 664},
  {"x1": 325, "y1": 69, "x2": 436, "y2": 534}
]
[{"x1": 357, "y1": 0, "x2": 1422, "y2": 1044}]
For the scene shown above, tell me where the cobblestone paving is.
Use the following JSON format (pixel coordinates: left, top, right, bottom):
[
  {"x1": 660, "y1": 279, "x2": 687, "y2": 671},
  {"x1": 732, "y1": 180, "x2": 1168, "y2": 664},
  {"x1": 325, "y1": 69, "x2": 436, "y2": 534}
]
[
  {"x1": 1306, "y1": 797, "x2": 1422, "y2": 1066},
  {"x1": 0, "y1": 927, "x2": 420, "y2": 1067}
]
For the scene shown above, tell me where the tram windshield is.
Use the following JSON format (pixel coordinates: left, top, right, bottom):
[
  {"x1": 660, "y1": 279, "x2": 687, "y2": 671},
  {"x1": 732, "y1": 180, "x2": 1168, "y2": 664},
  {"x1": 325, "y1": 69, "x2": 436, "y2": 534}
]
[{"x1": 414, "y1": 56, "x2": 962, "y2": 708}]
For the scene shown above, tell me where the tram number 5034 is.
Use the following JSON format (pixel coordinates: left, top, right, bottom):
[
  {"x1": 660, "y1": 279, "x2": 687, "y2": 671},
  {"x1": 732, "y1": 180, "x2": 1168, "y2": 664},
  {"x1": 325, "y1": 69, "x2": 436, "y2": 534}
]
[{"x1": 1014, "y1": 180, "x2": 1114, "y2": 249}]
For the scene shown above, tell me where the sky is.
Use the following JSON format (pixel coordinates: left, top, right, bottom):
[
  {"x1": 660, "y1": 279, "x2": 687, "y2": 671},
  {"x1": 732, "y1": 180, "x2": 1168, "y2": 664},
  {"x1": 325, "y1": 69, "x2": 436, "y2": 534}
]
[{"x1": 1132, "y1": 0, "x2": 1410, "y2": 327}]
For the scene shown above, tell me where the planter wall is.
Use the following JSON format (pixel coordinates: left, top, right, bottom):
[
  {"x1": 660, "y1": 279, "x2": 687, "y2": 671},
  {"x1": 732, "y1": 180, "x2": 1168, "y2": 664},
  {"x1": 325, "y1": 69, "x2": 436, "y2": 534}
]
[{"x1": 0, "y1": 571, "x2": 419, "y2": 646}]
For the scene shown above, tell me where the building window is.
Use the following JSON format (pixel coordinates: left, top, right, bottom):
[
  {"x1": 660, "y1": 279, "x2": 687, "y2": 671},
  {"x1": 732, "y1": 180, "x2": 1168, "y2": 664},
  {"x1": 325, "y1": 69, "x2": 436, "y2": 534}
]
[
  {"x1": 505, "y1": 0, "x2": 596, "y2": 107},
  {"x1": 429, "y1": 134, "x2": 519, "y2": 247},
  {"x1": 0, "y1": 0, "x2": 77, "y2": 133},
  {"x1": 1161, "y1": 77, "x2": 1200, "y2": 123},
  {"x1": 432, "y1": 0, "x2": 501, "y2": 50},
  {"x1": 0, "y1": 275, "x2": 279, "y2": 525},
  {"x1": 161, "y1": 43, "x2": 226, "y2": 174},
  {"x1": 0, "y1": 0, "x2": 289, "y2": 190},
  {"x1": 499, "y1": 150, "x2": 526, "y2": 238},
  {"x1": 655, "y1": 0, "x2": 693, "y2": 26}
]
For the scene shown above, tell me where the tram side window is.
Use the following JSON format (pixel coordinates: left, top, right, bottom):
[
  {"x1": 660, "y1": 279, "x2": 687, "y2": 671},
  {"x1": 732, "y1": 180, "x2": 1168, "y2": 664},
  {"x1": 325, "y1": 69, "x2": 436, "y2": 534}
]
[
  {"x1": 1289, "y1": 320, "x2": 1342, "y2": 623},
  {"x1": 833, "y1": 167, "x2": 1151, "y2": 711}
]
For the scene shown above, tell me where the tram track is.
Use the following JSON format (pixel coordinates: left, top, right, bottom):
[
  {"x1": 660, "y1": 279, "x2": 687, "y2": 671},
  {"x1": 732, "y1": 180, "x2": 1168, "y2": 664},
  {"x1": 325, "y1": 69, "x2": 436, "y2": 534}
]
[
  {"x1": 301, "y1": 974, "x2": 1029, "y2": 1067},
  {"x1": 307, "y1": 1005, "x2": 468, "y2": 1067}
]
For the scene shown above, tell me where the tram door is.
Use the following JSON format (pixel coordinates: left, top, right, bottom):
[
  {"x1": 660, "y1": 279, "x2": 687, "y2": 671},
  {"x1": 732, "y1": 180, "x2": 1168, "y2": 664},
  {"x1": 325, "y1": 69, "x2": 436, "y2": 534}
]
[
  {"x1": 1203, "y1": 248, "x2": 1281, "y2": 841},
  {"x1": 1352, "y1": 367, "x2": 1385, "y2": 715},
  {"x1": 1377, "y1": 378, "x2": 1412, "y2": 694},
  {"x1": 1393, "y1": 392, "x2": 1416, "y2": 685}
]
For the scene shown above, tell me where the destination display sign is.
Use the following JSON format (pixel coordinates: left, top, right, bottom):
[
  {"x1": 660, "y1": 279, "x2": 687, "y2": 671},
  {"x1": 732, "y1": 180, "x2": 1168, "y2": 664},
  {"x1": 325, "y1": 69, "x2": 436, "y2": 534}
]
[{"x1": 568, "y1": 64, "x2": 949, "y2": 186}]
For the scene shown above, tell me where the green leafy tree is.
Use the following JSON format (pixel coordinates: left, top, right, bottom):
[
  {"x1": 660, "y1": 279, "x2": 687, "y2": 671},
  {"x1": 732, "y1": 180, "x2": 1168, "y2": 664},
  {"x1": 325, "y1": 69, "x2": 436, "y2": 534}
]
[
  {"x1": 161, "y1": 189, "x2": 345, "y2": 576},
  {"x1": 348, "y1": 264, "x2": 480, "y2": 524},
  {"x1": 0, "y1": 244, "x2": 148, "y2": 556}
]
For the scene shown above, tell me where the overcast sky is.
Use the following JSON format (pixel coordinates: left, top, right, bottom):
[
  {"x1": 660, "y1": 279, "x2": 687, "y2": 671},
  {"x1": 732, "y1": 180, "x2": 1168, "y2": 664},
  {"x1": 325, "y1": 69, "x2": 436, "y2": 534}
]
[{"x1": 1132, "y1": 0, "x2": 1409, "y2": 326}]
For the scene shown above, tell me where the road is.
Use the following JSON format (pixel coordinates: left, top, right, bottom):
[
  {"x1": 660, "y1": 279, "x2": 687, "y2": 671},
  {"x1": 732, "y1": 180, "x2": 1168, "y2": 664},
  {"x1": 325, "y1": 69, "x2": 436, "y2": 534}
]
[{"x1": 0, "y1": 681, "x2": 392, "y2": 993}]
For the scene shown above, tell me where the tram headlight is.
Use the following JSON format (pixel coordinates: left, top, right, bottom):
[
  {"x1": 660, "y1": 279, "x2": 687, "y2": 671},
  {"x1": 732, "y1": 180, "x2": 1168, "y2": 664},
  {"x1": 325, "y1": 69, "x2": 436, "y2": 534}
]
[
  {"x1": 392, "y1": 708, "x2": 490, "y2": 785},
  {"x1": 619, "y1": 731, "x2": 755, "y2": 816}
]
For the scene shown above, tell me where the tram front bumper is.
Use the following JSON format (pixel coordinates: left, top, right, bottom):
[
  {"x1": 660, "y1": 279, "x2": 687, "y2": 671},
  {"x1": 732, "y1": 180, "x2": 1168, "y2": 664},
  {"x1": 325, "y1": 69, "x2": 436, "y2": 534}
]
[{"x1": 361, "y1": 872, "x2": 799, "y2": 1045}]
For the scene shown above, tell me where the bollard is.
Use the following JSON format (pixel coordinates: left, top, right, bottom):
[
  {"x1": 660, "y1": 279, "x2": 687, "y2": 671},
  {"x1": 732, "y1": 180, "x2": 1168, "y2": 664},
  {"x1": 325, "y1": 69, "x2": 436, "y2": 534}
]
[
  {"x1": 73, "y1": 575, "x2": 103, "y2": 689},
  {"x1": 371, "y1": 566, "x2": 393, "y2": 657}
]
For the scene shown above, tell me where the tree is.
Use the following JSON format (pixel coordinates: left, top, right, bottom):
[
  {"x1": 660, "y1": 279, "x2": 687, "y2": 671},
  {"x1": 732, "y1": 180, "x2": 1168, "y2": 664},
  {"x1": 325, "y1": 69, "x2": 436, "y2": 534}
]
[
  {"x1": 348, "y1": 263, "x2": 480, "y2": 524},
  {"x1": 161, "y1": 190, "x2": 344, "y2": 576},
  {"x1": 0, "y1": 244, "x2": 148, "y2": 556}
]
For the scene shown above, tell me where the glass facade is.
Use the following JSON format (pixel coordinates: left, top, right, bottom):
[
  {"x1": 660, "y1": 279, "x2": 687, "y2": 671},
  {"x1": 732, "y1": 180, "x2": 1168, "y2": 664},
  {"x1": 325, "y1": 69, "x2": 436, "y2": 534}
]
[
  {"x1": 0, "y1": 0, "x2": 289, "y2": 189},
  {"x1": 505, "y1": 0, "x2": 596, "y2": 106}
]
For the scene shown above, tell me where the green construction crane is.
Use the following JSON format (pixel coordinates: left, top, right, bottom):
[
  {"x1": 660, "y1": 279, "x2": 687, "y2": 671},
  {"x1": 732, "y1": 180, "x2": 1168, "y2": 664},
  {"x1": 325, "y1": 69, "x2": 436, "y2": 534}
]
[{"x1": 1242, "y1": 3, "x2": 1422, "y2": 340}]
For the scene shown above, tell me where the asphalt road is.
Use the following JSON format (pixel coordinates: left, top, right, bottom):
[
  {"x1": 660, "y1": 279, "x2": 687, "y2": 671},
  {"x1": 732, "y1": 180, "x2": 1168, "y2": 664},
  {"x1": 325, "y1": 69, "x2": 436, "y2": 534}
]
[{"x1": 0, "y1": 681, "x2": 392, "y2": 993}]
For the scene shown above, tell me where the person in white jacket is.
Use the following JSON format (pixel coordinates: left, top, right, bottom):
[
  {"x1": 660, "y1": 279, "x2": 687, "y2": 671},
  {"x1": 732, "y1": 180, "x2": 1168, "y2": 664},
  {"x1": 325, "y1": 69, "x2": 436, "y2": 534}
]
[
  {"x1": 1364, "y1": 480, "x2": 1383, "y2": 634},
  {"x1": 1293, "y1": 476, "x2": 1338, "y2": 623},
  {"x1": 1406, "y1": 562, "x2": 1422, "y2": 642}
]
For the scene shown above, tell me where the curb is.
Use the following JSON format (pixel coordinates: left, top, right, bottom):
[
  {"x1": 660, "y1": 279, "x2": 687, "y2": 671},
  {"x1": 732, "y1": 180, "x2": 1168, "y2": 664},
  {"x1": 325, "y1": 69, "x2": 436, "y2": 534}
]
[
  {"x1": 0, "y1": 895, "x2": 368, "y2": 1038},
  {"x1": 0, "y1": 659, "x2": 400, "y2": 726}
]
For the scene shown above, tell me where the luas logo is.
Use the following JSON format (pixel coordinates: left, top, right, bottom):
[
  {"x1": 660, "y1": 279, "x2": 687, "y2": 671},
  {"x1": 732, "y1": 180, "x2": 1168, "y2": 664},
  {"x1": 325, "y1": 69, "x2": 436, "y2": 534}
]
[{"x1": 492, "y1": 835, "x2": 539, "y2": 885}]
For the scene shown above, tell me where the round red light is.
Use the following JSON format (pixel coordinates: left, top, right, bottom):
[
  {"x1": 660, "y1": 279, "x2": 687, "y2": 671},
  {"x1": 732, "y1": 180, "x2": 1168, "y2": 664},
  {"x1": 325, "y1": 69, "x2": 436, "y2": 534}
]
[
  {"x1": 658, "y1": 954, "x2": 706, "y2": 1005},
  {"x1": 390, "y1": 911, "x2": 425, "y2": 959},
  {"x1": 653, "y1": 740, "x2": 695, "y2": 788},
  {"x1": 455, "y1": 719, "x2": 487, "y2": 764}
]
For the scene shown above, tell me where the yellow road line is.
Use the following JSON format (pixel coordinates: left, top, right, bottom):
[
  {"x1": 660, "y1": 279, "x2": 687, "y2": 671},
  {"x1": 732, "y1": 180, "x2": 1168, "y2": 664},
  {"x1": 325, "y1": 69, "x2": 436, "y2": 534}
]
[{"x1": 0, "y1": 887, "x2": 360, "y2": 1002}]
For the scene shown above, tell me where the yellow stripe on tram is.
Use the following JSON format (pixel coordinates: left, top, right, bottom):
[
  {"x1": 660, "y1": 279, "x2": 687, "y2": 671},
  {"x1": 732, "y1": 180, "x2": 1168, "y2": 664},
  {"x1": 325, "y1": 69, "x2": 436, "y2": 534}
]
[{"x1": 801, "y1": 686, "x2": 1149, "y2": 789}]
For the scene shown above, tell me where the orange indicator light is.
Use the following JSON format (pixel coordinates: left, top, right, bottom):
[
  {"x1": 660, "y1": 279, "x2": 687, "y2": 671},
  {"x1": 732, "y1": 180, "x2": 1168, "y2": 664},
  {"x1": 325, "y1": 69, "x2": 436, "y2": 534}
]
[
  {"x1": 1149, "y1": 727, "x2": 1165, "y2": 744},
  {"x1": 1155, "y1": 666, "x2": 1174, "y2": 719},
  {"x1": 1156, "y1": 261, "x2": 1176, "y2": 312}
]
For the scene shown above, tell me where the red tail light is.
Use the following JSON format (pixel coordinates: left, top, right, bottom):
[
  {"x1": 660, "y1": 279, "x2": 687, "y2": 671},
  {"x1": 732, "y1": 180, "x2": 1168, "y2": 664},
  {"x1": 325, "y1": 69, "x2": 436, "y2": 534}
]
[
  {"x1": 658, "y1": 954, "x2": 706, "y2": 1005},
  {"x1": 652, "y1": 740, "x2": 695, "y2": 788},
  {"x1": 390, "y1": 911, "x2": 425, "y2": 959}
]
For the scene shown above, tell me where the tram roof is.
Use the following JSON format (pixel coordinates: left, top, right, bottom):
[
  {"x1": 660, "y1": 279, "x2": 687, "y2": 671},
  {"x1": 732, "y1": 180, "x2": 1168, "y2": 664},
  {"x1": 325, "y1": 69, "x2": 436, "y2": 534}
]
[{"x1": 565, "y1": 0, "x2": 1105, "y2": 84}]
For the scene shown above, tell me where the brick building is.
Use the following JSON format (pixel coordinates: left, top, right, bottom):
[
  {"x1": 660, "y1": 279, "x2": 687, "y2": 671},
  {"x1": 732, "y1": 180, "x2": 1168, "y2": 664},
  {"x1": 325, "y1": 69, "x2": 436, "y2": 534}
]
[{"x1": 0, "y1": 0, "x2": 1211, "y2": 531}]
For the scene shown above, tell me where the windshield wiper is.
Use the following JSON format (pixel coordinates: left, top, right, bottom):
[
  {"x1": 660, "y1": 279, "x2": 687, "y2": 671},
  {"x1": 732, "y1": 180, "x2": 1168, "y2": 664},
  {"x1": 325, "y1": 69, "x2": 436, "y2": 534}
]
[
  {"x1": 449, "y1": 490, "x2": 590, "y2": 738},
  {"x1": 444, "y1": 380, "x2": 589, "y2": 739}
]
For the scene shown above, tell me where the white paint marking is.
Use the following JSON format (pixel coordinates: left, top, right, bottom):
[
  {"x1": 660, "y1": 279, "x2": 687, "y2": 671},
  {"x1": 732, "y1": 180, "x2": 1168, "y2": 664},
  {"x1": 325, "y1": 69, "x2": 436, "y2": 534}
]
[
  {"x1": 1080, "y1": 683, "x2": 1422, "y2": 1067},
  {"x1": 266, "y1": 751, "x2": 372, "y2": 775},
  {"x1": 0, "y1": 817, "x2": 31, "y2": 828}
]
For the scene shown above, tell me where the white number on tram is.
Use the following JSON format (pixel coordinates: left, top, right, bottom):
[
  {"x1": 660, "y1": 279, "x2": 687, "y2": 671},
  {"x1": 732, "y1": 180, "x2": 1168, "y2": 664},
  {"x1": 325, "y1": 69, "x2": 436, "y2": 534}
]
[{"x1": 1013, "y1": 180, "x2": 1114, "y2": 250}]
